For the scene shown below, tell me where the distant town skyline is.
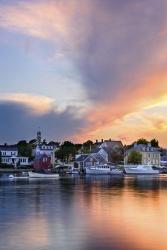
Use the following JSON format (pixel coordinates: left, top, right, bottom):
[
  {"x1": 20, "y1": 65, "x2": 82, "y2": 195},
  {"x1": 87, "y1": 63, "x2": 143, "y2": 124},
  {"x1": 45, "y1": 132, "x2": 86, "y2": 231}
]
[{"x1": 0, "y1": 0, "x2": 167, "y2": 146}]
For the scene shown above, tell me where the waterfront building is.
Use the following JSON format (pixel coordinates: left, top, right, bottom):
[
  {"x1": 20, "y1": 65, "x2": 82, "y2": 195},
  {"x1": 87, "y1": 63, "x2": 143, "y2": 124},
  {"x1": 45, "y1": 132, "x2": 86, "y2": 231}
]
[
  {"x1": 94, "y1": 139, "x2": 124, "y2": 163},
  {"x1": 161, "y1": 156, "x2": 167, "y2": 166},
  {"x1": 35, "y1": 143, "x2": 55, "y2": 157},
  {"x1": 124, "y1": 143, "x2": 160, "y2": 166},
  {"x1": 33, "y1": 130, "x2": 57, "y2": 168},
  {"x1": 91, "y1": 147, "x2": 108, "y2": 162},
  {"x1": 75, "y1": 139, "x2": 124, "y2": 170},
  {"x1": 33, "y1": 154, "x2": 51, "y2": 169},
  {"x1": 75, "y1": 153, "x2": 107, "y2": 170},
  {"x1": 160, "y1": 148, "x2": 167, "y2": 166},
  {"x1": 0, "y1": 145, "x2": 29, "y2": 167}
]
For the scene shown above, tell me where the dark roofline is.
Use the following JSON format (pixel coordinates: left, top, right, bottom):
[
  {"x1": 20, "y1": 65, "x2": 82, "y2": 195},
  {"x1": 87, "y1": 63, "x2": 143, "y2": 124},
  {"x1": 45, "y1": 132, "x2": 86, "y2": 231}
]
[
  {"x1": 0, "y1": 145, "x2": 18, "y2": 151},
  {"x1": 103, "y1": 140, "x2": 123, "y2": 143}
]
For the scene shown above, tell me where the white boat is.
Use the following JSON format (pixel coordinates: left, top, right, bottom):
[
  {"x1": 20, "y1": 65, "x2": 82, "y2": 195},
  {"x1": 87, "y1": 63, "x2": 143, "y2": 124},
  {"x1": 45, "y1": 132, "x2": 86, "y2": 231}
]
[
  {"x1": 85, "y1": 165, "x2": 123, "y2": 175},
  {"x1": 66, "y1": 166, "x2": 80, "y2": 174},
  {"x1": 28, "y1": 171, "x2": 59, "y2": 179},
  {"x1": 124, "y1": 165, "x2": 159, "y2": 174}
]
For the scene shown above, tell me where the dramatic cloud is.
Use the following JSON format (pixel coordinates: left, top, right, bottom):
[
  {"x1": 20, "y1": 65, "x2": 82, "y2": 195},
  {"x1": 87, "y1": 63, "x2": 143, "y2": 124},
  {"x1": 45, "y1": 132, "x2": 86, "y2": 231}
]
[
  {"x1": 0, "y1": 0, "x2": 167, "y2": 144},
  {"x1": 0, "y1": 100, "x2": 87, "y2": 143},
  {"x1": 0, "y1": 93, "x2": 55, "y2": 114}
]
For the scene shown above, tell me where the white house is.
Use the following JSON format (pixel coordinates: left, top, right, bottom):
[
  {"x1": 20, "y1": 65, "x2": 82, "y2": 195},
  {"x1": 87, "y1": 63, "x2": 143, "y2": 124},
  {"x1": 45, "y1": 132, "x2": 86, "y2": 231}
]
[
  {"x1": 0, "y1": 145, "x2": 29, "y2": 167},
  {"x1": 35, "y1": 144, "x2": 55, "y2": 156},
  {"x1": 35, "y1": 144, "x2": 56, "y2": 167}
]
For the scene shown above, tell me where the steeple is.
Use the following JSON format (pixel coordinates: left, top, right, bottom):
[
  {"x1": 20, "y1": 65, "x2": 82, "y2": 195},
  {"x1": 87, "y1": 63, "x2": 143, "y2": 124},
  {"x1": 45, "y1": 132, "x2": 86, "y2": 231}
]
[{"x1": 37, "y1": 128, "x2": 42, "y2": 145}]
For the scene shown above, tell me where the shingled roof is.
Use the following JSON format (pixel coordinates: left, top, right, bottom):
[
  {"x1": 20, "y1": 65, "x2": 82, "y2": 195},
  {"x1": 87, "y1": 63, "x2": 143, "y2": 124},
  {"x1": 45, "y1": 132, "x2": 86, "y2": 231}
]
[
  {"x1": 76, "y1": 154, "x2": 89, "y2": 162},
  {"x1": 0, "y1": 145, "x2": 18, "y2": 151}
]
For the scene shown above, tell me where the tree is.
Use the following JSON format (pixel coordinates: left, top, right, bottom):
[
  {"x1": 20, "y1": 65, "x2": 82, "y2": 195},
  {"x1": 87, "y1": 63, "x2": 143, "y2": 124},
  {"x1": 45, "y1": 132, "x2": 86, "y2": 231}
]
[
  {"x1": 137, "y1": 138, "x2": 148, "y2": 145},
  {"x1": 150, "y1": 139, "x2": 159, "y2": 148},
  {"x1": 48, "y1": 141, "x2": 60, "y2": 147},
  {"x1": 17, "y1": 140, "x2": 32, "y2": 158},
  {"x1": 74, "y1": 143, "x2": 82, "y2": 153},
  {"x1": 128, "y1": 151, "x2": 142, "y2": 164},
  {"x1": 55, "y1": 141, "x2": 76, "y2": 163},
  {"x1": 111, "y1": 150, "x2": 124, "y2": 163},
  {"x1": 29, "y1": 139, "x2": 37, "y2": 145},
  {"x1": 42, "y1": 139, "x2": 47, "y2": 144},
  {"x1": 82, "y1": 140, "x2": 94, "y2": 153}
]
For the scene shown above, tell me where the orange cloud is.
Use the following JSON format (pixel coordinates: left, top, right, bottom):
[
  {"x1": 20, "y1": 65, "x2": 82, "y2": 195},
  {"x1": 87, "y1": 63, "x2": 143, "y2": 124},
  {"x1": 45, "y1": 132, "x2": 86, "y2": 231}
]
[
  {"x1": 74, "y1": 72, "x2": 167, "y2": 145},
  {"x1": 0, "y1": 93, "x2": 55, "y2": 114},
  {"x1": 0, "y1": 1, "x2": 167, "y2": 145},
  {"x1": 0, "y1": 0, "x2": 92, "y2": 54}
]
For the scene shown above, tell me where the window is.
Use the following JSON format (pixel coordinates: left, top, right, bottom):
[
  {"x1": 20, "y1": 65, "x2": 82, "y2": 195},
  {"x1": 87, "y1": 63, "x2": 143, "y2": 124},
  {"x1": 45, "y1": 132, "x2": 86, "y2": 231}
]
[{"x1": 43, "y1": 158, "x2": 47, "y2": 162}]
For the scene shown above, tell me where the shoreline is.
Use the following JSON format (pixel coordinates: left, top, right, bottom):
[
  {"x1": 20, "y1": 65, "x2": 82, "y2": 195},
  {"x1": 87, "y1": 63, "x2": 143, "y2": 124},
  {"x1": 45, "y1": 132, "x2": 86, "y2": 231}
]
[{"x1": 0, "y1": 168, "x2": 33, "y2": 173}]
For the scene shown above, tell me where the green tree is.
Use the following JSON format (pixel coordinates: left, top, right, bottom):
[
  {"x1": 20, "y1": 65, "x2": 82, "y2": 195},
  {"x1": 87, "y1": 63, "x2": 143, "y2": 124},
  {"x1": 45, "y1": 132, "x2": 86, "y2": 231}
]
[
  {"x1": 137, "y1": 138, "x2": 148, "y2": 145},
  {"x1": 29, "y1": 139, "x2": 37, "y2": 145},
  {"x1": 74, "y1": 143, "x2": 82, "y2": 153},
  {"x1": 55, "y1": 141, "x2": 76, "y2": 163},
  {"x1": 128, "y1": 151, "x2": 142, "y2": 164},
  {"x1": 82, "y1": 140, "x2": 94, "y2": 153},
  {"x1": 111, "y1": 150, "x2": 124, "y2": 163},
  {"x1": 42, "y1": 139, "x2": 47, "y2": 144},
  {"x1": 48, "y1": 141, "x2": 60, "y2": 147},
  {"x1": 17, "y1": 140, "x2": 32, "y2": 158},
  {"x1": 150, "y1": 139, "x2": 159, "y2": 148}
]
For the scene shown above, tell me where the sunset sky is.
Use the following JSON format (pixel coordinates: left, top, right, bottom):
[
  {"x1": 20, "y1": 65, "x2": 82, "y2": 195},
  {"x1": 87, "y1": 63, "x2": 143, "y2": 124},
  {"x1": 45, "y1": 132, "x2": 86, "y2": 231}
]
[{"x1": 0, "y1": 0, "x2": 167, "y2": 146}]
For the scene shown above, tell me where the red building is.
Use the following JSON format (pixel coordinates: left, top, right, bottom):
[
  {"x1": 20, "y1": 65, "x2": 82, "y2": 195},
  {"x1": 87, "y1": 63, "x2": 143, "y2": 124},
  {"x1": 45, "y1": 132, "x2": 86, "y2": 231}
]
[{"x1": 33, "y1": 154, "x2": 51, "y2": 170}]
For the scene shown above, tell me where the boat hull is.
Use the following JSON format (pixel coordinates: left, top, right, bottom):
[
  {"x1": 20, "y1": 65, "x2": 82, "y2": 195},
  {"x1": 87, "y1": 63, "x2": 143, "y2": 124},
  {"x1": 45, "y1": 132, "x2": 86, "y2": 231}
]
[
  {"x1": 86, "y1": 169, "x2": 111, "y2": 175},
  {"x1": 85, "y1": 167, "x2": 123, "y2": 175},
  {"x1": 28, "y1": 171, "x2": 59, "y2": 178},
  {"x1": 124, "y1": 165, "x2": 159, "y2": 175}
]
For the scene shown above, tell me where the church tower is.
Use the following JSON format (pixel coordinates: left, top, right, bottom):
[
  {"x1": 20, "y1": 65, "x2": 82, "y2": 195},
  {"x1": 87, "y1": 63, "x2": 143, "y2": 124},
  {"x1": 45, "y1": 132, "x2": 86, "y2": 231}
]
[{"x1": 37, "y1": 129, "x2": 42, "y2": 145}]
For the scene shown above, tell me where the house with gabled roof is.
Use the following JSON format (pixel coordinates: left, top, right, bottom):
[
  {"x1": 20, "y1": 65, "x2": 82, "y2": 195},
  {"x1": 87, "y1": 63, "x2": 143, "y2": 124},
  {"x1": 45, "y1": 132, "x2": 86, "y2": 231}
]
[
  {"x1": 0, "y1": 145, "x2": 29, "y2": 167},
  {"x1": 97, "y1": 139, "x2": 124, "y2": 163},
  {"x1": 124, "y1": 143, "x2": 160, "y2": 166},
  {"x1": 75, "y1": 139, "x2": 124, "y2": 169},
  {"x1": 91, "y1": 147, "x2": 108, "y2": 162},
  {"x1": 75, "y1": 153, "x2": 107, "y2": 170},
  {"x1": 33, "y1": 130, "x2": 57, "y2": 167}
]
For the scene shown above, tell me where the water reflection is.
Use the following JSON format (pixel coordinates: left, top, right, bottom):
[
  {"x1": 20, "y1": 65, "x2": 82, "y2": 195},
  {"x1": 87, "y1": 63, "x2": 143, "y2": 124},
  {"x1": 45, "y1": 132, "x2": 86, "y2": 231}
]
[{"x1": 0, "y1": 176, "x2": 167, "y2": 249}]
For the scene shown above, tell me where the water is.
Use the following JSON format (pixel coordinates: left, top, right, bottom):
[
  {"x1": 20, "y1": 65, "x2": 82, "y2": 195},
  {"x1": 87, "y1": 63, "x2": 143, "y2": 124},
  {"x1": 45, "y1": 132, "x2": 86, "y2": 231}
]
[{"x1": 0, "y1": 175, "x2": 167, "y2": 250}]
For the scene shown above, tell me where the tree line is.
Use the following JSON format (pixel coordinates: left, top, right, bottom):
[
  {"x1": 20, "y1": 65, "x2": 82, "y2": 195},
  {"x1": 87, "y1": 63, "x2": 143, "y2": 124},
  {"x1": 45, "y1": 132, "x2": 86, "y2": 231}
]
[{"x1": 0, "y1": 137, "x2": 160, "y2": 165}]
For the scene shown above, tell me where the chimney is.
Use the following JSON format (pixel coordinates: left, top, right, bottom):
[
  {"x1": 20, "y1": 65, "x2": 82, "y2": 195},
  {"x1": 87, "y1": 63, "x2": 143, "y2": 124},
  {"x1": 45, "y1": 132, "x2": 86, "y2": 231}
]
[
  {"x1": 96, "y1": 139, "x2": 98, "y2": 144},
  {"x1": 101, "y1": 139, "x2": 104, "y2": 143}
]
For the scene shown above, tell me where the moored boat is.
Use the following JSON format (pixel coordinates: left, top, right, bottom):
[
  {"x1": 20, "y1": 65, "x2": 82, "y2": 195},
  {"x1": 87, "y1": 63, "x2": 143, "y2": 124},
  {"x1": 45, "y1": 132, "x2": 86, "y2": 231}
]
[
  {"x1": 66, "y1": 166, "x2": 80, "y2": 174},
  {"x1": 28, "y1": 171, "x2": 59, "y2": 178},
  {"x1": 124, "y1": 165, "x2": 159, "y2": 175},
  {"x1": 85, "y1": 164, "x2": 123, "y2": 175}
]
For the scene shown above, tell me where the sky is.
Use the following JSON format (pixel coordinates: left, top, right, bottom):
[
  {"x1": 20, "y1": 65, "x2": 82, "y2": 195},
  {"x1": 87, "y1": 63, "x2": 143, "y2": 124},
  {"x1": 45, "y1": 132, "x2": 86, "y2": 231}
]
[{"x1": 0, "y1": 0, "x2": 167, "y2": 146}]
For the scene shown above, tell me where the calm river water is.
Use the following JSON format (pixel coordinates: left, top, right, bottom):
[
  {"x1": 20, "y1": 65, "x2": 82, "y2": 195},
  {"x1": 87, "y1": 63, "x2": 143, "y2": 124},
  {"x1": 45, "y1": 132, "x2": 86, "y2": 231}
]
[{"x1": 0, "y1": 175, "x2": 167, "y2": 250}]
